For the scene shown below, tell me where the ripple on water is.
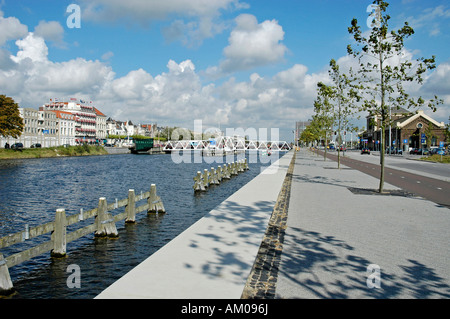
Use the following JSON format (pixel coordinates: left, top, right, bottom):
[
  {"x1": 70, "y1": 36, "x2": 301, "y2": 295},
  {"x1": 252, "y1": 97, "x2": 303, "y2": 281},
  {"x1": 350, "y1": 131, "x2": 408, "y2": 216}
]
[{"x1": 0, "y1": 152, "x2": 286, "y2": 298}]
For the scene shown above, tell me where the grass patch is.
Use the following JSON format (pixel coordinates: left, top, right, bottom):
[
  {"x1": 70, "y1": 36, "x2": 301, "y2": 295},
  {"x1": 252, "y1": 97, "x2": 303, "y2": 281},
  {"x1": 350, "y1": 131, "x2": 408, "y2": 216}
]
[
  {"x1": 0, "y1": 145, "x2": 108, "y2": 160},
  {"x1": 418, "y1": 154, "x2": 450, "y2": 164}
]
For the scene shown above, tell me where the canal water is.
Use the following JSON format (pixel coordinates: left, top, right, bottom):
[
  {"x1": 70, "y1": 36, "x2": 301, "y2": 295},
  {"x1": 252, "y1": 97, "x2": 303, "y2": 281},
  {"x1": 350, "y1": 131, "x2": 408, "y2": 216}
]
[{"x1": 0, "y1": 151, "x2": 286, "y2": 299}]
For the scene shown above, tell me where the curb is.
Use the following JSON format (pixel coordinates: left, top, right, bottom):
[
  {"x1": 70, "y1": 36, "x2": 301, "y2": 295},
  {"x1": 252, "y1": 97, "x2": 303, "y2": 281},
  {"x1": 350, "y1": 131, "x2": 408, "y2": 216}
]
[{"x1": 241, "y1": 151, "x2": 296, "y2": 299}]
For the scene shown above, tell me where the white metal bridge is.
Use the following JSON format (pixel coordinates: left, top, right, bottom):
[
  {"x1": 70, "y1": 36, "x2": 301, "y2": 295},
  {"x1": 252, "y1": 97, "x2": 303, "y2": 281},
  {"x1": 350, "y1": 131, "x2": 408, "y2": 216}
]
[{"x1": 162, "y1": 136, "x2": 291, "y2": 152}]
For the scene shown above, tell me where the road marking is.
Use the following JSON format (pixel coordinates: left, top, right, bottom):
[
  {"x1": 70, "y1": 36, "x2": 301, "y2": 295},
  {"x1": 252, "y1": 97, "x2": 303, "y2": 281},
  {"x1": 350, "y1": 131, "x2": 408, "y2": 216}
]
[
  {"x1": 417, "y1": 181, "x2": 421, "y2": 184},
  {"x1": 437, "y1": 187, "x2": 442, "y2": 190},
  {"x1": 401, "y1": 176, "x2": 405, "y2": 179}
]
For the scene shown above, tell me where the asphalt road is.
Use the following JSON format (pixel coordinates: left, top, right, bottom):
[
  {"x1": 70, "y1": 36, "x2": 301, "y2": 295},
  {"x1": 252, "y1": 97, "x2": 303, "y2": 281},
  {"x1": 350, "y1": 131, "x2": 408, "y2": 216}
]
[{"x1": 316, "y1": 150, "x2": 450, "y2": 208}]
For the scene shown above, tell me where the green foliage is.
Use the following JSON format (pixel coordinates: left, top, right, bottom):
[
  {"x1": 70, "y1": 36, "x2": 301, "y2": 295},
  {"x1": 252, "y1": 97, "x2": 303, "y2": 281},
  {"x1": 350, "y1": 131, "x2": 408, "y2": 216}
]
[
  {"x1": 0, "y1": 95, "x2": 24, "y2": 138},
  {"x1": 346, "y1": 0, "x2": 443, "y2": 192},
  {"x1": 348, "y1": 0, "x2": 442, "y2": 120},
  {"x1": 0, "y1": 145, "x2": 108, "y2": 159},
  {"x1": 313, "y1": 60, "x2": 359, "y2": 165},
  {"x1": 108, "y1": 134, "x2": 152, "y2": 140}
]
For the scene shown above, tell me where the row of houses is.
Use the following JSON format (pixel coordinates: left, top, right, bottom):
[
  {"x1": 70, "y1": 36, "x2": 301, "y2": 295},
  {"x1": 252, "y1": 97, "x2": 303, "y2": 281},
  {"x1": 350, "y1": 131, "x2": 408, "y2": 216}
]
[{"x1": 1, "y1": 99, "x2": 158, "y2": 148}]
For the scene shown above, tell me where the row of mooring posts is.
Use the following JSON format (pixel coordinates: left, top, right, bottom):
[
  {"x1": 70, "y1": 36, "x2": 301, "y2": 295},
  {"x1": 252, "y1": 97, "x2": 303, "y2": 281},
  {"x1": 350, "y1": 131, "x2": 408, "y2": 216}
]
[
  {"x1": 0, "y1": 184, "x2": 165, "y2": 296},
  {"x1": 193, "y1": 159, "x2": 249, "y2": 192}
]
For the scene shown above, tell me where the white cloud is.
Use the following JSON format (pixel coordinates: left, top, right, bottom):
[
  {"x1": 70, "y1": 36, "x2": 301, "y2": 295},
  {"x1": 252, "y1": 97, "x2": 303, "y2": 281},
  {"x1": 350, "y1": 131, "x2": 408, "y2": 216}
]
[
  {"x1": 422, "y1": 62, "x2": 450, "y2": 96},
  {"x1": 1, "y1": 11, "x2": 447, "y2": 142},
  {"x1": 33, "y1": 20, "x2": 65, "y2": 45},
  {"x1": 217, "y1": 14, "x2": 288, "y2": 73},
  {"x1": 81, "y1": 0, "x2": 248, "y2": 22},
  {"x1": 101, "y1": 51, "x2": 114, "y2": 61},
  {"x1": 405, "y1": 5, "x2": 450, "y2": 37},
  {"x1": 0, "y1": 10, "x2": 28, "y2": 45},
  {"x1": 80, "y1": 0, "x2": 249, "y2": 46},
  {"x1": 11, "y1": 32, "x2": 48, "y2": 63},
  {"x1": 3, "y1": 33, "x2": 114, "y2": 106}
]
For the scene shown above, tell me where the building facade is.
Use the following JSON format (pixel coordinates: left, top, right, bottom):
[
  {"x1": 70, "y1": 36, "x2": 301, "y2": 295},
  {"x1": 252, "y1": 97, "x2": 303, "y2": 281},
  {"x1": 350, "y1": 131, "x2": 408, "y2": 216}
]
[
  {"x1": 362, "y1": 108, "x2": 446, "y2": 151},
  {"x1": 1, "y1": 99, "x2": 110, "y2": 148},
  {"x1": 52, "y1": 110, "x2": 76, "y2": 146},
  {"x1": 42, "y1": 100, "x2": 97, "y2": 144},
  {"x1": 1, "y1": 108, "x2": 58, "y2": 147},
  {"x1": 94, "y1": 107, "x2": 107, "y2": 142}
]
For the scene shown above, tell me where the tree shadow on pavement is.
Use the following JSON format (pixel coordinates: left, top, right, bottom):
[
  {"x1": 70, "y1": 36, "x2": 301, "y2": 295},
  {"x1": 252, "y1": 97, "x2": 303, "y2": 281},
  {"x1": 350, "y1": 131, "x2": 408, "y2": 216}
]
[
  {"x1": 183, "y1": 200, "x2": 276, "y2": 286},
  {"x1": 276, "y1": 227, "x2": 450, "y2": 299}
]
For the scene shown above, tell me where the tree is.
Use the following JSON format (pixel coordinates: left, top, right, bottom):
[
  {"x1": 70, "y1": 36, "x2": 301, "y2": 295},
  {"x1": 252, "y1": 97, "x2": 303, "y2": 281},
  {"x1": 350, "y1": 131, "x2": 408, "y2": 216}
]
[
  {"x1": 325, "y1": 59, "x2": 360, "y2": 168},
  {"x1": 0, "y1": 95, "x2": 24, "y2": 139},
  {"x1": 299, "y1": 123, "x2": 319, "y2": 147},
  {"x1": 445, "y1": 117, "x2": 450, "y2": 143},
  {"x1": 347, "y1": 0, "x2": 443, "y2": 192},
  {"x1": 313, "y1": 82, "x2": 334, "y2": 161}
]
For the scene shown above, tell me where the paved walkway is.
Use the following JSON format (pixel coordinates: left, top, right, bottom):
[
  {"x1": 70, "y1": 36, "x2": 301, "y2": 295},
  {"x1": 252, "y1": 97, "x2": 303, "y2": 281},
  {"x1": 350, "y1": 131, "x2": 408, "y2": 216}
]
[
  {"x1": 96, "y1": 149, "x2": 450, "y2": 299},
  {"x1": 96, "y1": 151, "x2": 294, "y2": 299},
  {"x1": 274, "y1": 149, "x2": 450, "y2": 299}
]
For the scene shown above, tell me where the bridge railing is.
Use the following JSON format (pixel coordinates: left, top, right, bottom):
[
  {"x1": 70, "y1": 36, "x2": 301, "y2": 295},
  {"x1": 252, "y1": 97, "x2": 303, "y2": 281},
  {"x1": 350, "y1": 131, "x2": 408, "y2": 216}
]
[
  {"x1": 0, "y1": 184, "x2": 165, "y2": 295},
  {"x1": 163, "y1": 138, "x2": 291, "y2": 151}
]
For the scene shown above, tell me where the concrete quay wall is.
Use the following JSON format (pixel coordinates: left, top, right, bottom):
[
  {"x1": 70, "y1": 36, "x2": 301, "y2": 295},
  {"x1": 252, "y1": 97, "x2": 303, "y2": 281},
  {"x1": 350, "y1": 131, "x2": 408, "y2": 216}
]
[
  {"x1": 96, "y1": 151, "x2": 294, "y2": 299},
  {"x1": 104, "y1": 147, "x2": 130, "y2": 155}
]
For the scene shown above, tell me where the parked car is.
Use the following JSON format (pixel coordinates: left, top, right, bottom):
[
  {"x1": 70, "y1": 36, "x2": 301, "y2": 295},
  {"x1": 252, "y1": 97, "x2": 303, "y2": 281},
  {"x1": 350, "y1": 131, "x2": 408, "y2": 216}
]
[
  {"x1": 361, "y1": 148, "x2": 370, "y2": 155},
  {"x1": 409, "y1": 148, "x2": 421, "y2": 155},
  {"x1": 394, "y1": 148, "x2": 403, "y2": 155},
  {"x1": 339, "y1": 145, "x2": 346, "y2": 152},
  {"x1": 11, "y1": 143, "x2": 24, "y2": 150},
  {"x1": 435, "y1": 147, "x2": 447, "y2": 155},
  {"x1": 387, "y1": 147, "x2": 403, "y2": 155},
  {"x1": 30, "y1": 143, "x2": 41, "y2": 148}
]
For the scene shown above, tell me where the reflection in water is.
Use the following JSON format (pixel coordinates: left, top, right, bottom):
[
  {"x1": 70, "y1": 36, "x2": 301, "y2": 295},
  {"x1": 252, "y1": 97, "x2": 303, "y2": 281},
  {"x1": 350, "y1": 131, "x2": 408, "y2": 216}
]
[{"x1": 0, "y1": 152, "x2": 284, "y2": 298}]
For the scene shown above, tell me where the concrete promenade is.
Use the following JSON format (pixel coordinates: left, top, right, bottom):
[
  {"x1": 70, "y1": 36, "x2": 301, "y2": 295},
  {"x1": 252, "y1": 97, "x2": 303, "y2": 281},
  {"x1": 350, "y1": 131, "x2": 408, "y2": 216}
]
[
  {"x1": 96, "y1": 151, "x2": 294, "y2": 299},
  {"x1": 275, "y1": 149, "x2": 450, "y2": 299},
  {"x1": 96, "y1": 148, "x2": 450, "y2": 299}
]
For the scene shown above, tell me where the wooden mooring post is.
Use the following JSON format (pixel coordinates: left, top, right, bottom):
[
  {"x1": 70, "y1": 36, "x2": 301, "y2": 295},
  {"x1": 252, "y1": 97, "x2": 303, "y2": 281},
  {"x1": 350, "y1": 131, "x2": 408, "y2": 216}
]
[
  {"x1": 50, "y1": 209, "x2": 67, "y2": 258},
  {"x1": 0, "y1": 253, "x2": 14, "y2": 296},
  {"x1": 148, "y1": 184, "x2": 166, "y2": 214},
  {"x1": 193, "y1": 160, "x2": 249, "y2": 193},
  {"x1": 125, "y1": 189, "x2": 136, "y2": 223},
  {"x1": 95, "y1": 198, "x2": 119, "y2": 238},
  {"x1": 0, "y1": 183, "x2": 165, "y2": 296}
]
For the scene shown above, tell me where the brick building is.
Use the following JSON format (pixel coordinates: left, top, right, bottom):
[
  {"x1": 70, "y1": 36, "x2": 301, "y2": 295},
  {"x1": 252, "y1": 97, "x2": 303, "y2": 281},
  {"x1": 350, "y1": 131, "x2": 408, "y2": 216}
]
[{"x1": 362, "y1": 108, "x2": 446, "y2": 151}]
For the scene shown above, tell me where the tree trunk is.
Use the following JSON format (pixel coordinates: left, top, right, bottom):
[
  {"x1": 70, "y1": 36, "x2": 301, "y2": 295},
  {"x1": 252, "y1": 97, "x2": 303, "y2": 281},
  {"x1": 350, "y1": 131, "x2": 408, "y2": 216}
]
[
  {"x1": 378, "y1": 39, "x2": 385, "y2": 193},
  {"x1": 379, "y1": 125, "x2": 385, "y2": 193}
]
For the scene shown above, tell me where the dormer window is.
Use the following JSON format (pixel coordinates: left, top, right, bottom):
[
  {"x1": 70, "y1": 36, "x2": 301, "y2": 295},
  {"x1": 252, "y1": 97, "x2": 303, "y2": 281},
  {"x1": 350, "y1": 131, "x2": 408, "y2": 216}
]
[{"x1": 416, "y1": 122, "x2": 423, "y2": 129}]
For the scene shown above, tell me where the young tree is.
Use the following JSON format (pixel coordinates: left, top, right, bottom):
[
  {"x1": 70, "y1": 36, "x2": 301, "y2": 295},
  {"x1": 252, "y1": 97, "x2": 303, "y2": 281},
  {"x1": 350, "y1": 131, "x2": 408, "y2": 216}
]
[
  {"x1": 0, "y1": 95, "x2": 24, "y2": 140},
  {"x1": 326, "y1": 59, "x2": 360, "y2": 168},
  {"x1": 313, "y1": 82, "x2": 334, "y2": 161},
  {"x1": 299, "y1": 121, "x2": 320, "y2": 147},
  {"x1": 347, "y1": 0, "x2": 443, "y2": 192}
]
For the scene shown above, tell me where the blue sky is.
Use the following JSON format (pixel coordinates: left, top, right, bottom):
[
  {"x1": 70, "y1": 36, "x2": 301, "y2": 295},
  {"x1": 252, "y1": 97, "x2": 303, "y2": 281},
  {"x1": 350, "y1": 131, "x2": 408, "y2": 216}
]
[{"x1": 1, "y1": 0, "x2": 449, "y2": 141}]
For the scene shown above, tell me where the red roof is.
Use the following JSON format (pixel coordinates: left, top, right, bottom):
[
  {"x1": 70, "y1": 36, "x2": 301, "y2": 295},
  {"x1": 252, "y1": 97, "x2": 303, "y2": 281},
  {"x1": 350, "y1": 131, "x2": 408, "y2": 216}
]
[
  {"x1": 50, "y1": 110, "x2": 75, "y2": 120},
  {"x1": 93, "y1": 107, "x2": 106, "y2": 117}
]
